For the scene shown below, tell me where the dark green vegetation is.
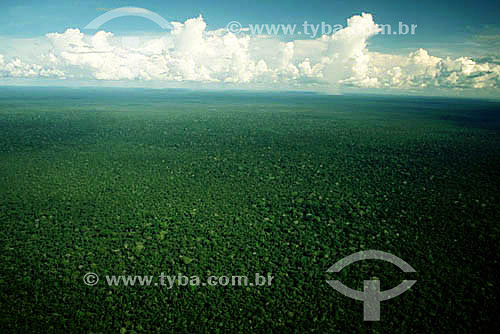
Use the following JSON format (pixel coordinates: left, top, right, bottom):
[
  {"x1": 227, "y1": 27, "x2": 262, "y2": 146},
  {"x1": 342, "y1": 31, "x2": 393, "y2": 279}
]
[{"x1": 1, "y1": 87, "x2": 499, "y2": 333}]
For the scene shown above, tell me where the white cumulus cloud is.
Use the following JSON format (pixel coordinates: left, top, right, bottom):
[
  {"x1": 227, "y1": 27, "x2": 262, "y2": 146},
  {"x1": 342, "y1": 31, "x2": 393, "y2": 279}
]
[{"x1": 0, "y1": 13, "x2": 499, "y2": 95}]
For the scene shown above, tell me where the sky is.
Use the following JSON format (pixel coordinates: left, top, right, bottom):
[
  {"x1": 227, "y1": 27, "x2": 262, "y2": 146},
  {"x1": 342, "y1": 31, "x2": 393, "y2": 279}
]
[{"x1": 1, "y1": 0, "x2": 499, "y2": 98}]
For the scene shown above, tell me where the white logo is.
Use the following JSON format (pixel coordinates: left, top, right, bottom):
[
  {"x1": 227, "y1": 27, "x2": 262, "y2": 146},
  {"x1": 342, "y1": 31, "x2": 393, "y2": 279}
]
[{"x1": 326, "y1": 250, "x2": 416, "y2": 321}]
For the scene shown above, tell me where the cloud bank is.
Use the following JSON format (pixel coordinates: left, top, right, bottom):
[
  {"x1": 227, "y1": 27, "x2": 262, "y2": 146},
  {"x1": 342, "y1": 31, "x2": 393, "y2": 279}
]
[{"x1": 1, "y1": 13, "x2": 499, "y2": 94}]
